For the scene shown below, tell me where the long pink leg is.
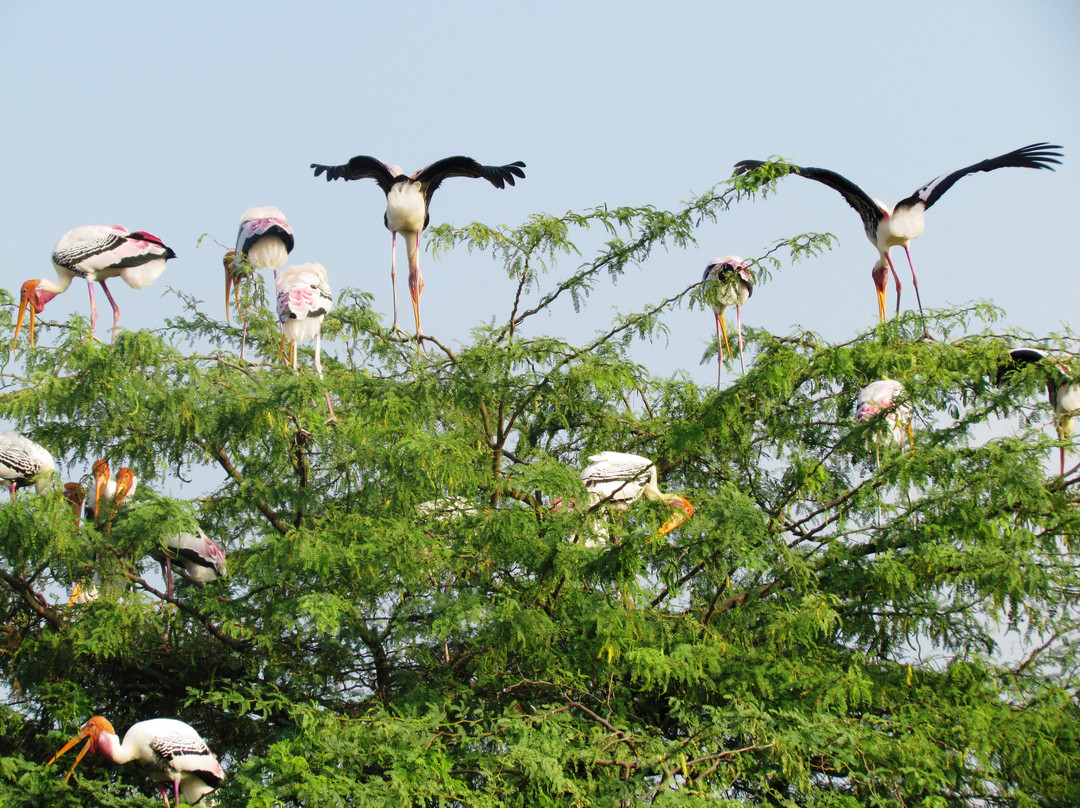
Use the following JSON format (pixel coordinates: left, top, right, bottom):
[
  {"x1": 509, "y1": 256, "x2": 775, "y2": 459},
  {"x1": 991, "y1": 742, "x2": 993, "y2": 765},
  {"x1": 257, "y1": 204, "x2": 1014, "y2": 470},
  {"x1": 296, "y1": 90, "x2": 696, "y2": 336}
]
[
  {"x1": 714, "y1": 312, "x2": 726, "y2": 391},
  {"x1": 410, "y1": 230, "x2": 424, "y2": 337},
  {"x1": 99, "y1": 280, "x2": 122, "y2": 343},
  {"x1": 86, "y1": 282, "x2": 98, "y2": 334},
  {"x1": 902, "y1": 245, "x2": 926, "y2": 318},
  {"x1": 885, "y1": 253, "x2": 903, "y2": 315},
  {"x1": 390, "y1": 232, "x2": 401, "y2": 332}
]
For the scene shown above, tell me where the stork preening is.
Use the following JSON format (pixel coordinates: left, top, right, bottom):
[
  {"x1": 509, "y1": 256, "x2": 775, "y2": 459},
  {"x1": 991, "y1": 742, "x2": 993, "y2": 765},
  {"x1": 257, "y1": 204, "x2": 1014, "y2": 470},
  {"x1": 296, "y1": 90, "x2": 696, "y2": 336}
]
[
  {"x1": 276, "y1": 263, "x2": 333, "y2": 376},
  {"x1": 702, "y1": 256, "x2": 754, "y2": 385},
  {"x1": 579, "y1": 451, "x2": 695, "y2": 544},
  {"x1": 998, "y1": 348, "x2": 1080, "y2": 475},
  {"x1": 734, "y1": 143, "x2": 1063, "y2": 321},
  {"x1": 230, "y1": 207, "x2": 295, "y2": 360},
  {"x1": 310, "y1": 155, "x2": 526, "y2": 336},
  {"x1": 48, "y1": 715, "x2": 225, "y2": 807},
  {"x1": 855, "y1": 379, "x2": 914, "y2": 451},
  {"x1": 0, "y1": 431, "x2": 54, "y2": 497},
  {"x1": 153, "y1": 530, "x2": 227, "y2": 599},
  {"x1": 15, "y1": 225, "x2": 175, "y2": 347}
]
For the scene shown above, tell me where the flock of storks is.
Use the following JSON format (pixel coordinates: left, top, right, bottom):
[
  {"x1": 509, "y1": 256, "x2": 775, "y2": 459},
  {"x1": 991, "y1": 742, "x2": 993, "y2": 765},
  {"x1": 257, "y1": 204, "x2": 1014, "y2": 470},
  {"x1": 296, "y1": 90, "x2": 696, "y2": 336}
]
[{"x1": 2, "y1": 142, "x2": 1074, "y2": 804}]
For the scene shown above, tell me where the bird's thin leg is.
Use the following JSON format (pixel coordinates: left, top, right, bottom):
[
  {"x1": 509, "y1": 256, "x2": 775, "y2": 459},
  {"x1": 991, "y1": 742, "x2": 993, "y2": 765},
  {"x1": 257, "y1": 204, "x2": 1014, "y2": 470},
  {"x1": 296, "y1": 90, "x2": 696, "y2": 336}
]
[
  {"x1": 390, "y1": 232, "x2": 405, "y2": 335},
  {"x1": 239, "y1": 318, "x2": 248, "y2": 362},
  {"x1": 902, "y1": 246, "x2": 926, "y2": 318},
  {"x1": 291, "y1": 341, "x2": 297, "y2": 371},
  {"x1": 885, "y1": 254, "x2": 903, "y2": 316},
  {"x1": 714, "y1": 313, "x2": 724, "y2": 391},
  {"x1": 99, "y1": 280, "x2": 122, "y2": 344},
  {"x1": 86, "y1": 282, "x2": 99, "y2": 335},
  {"x1": 158, "y1": 782, "x2": 171, "y2": 807},
  {"x1": 410, "y1": 230, "x2": 425, "y2": 338},
  {"x1": 314, "y1": 329, "x2": 323, "y2": 378},
  {"x1": 735, "y1": 304, "x2": 746, "y2": 374}
]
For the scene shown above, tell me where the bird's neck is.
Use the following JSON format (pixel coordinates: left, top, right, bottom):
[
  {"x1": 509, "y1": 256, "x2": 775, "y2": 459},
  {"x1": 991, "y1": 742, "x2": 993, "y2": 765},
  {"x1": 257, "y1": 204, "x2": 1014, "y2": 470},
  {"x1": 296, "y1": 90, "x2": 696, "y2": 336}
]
[
  {"x1": 37, "y1": 276, "x2": 71, "y2": 294},
  {"x1": 98, "y1": 730, "x2": 137, "y2": 765}
]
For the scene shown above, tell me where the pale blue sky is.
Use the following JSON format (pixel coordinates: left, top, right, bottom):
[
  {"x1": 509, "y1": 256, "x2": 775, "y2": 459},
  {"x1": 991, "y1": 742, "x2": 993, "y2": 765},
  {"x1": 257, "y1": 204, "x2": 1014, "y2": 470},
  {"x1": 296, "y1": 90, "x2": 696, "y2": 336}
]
[{"x1": 2, "y1": 1, "x2": 1077, "y2": 474}]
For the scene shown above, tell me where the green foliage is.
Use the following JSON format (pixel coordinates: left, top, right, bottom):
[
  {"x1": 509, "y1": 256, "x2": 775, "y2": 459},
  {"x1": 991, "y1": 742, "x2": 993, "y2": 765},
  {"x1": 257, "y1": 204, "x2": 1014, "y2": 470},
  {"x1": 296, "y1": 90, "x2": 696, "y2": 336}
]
[{"x1": 2, "y1": 182, "x2": 1078, "y2": 806}]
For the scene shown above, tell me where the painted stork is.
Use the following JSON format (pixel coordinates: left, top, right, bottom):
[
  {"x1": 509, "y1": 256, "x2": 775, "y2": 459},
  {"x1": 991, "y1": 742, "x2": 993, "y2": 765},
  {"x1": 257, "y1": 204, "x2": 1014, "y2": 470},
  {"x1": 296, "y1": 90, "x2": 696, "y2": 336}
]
[
  {"x1": 63, "y1": 482, "x2": 85, "y2": 522},
  {"x1": 0, "y1": 431, "x2": 54, "y2": 497},
  {"x1": 580, "y1": 451, "x2": 695, "y2": 542},
  {"x1": 15, "y1": 225, "x2": 175, "y2": 346},
  {"x1": 48, "y1": 715, "x2": 225, "y2": 807},
  {"x1": 310, "y1": 155, "x2": 526, "y2": 336},
  {"x1": 734, "y1": 143, "x2": 1063, "y2": 321},
  {"x1": 68, "y1": 460, "x2": 138, "y2": 605},
  {"x1": 230, "y1": 207, "x2": 294, "y2": 360},
  {"x1": 855, "y1": 379, "x2": 914, "y2": 450},
  {"x1": 998, "y1": 348, "x2": 1080, "y2": 475},
  {"x1": 153, "y1": 529, "x2": 227, "y2": 599},
  {"x1": 702, "y1": 256, "x2": 754, "y2": 384},
  {"x1": 276, "y1": 263, "x2": 333, "y2": 376}
]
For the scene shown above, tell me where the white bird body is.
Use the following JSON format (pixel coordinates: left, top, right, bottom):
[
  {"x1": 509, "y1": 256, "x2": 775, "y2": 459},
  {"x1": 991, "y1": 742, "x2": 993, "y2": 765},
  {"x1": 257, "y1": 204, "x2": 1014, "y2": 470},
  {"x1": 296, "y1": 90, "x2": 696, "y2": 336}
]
[
  {"x1": 235, "y1": 206, "x2": 294, "y2": 274},
  {"x1": 735, "y1": 143, "x2": 1063, "y2": 320},
  {"x1": 49, "y1": 715, "x2": 224, "y2": 806},
  {"x1": 578, "y1": 451, "x2": 695, "y2": 542},
  {"x1": 702, "y1": 256, "x2": 754, "y2": 382},
  {"x1": 311, "y1": 155, "x2": 526, "y2": 335},
  {"x1": 0, "y1": 431, "x2": 55, "y2": 495},
  {"x1": 158, "y1": 530, "x2": 228, "y2": 588},
  {"x1": 276, "y1": 263, "x2": 333, "y2": 375},
  {"x1": 15, "y1": 225, "x2": 175, "y2": 345},
  {"x1": 856, "y1": 379, "x2": 912, "y2": 448}
]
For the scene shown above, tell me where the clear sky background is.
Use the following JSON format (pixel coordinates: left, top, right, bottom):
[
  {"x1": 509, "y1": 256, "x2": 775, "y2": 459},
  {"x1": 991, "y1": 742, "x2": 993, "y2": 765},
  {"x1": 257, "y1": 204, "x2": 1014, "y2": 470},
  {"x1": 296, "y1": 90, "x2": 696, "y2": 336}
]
[{"x1": 1, "y1": 1, "x2": 1078, "y2": 479}]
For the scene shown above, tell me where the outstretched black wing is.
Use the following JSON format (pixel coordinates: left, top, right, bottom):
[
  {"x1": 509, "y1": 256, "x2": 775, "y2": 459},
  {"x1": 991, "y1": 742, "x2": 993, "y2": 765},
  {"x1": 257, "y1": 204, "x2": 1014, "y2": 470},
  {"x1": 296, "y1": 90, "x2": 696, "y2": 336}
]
[
  {"x1": 735, "y1": 159, "x2": 884, "y2": 237},
  {"x1": 310, "y1": 155, "x2": 401, "y2": 195},
  {"x1": 414, "y1": 156, "x2": 526, "y2": 205},
  {"x1": 898, "y1": 142, "x2": 1063, "y2": 212}
]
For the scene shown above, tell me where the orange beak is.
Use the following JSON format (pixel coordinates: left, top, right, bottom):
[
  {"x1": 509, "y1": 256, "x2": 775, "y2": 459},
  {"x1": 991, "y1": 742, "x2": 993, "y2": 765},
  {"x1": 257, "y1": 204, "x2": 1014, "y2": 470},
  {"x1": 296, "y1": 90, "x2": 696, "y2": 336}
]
[
  {"x1": 658, "y1": 496, "x2": 695, "y2": 536},
  {"x1": 113, "y1": 468, "x2": 135, "y2": 505},
  {"x1": 91, "y1": 460, "x2": 110, "y2": 517},
  {"x1": 13, "y1": 280, "x2": 39, "y2": 348},
  {"x1": 47, "y1": 725, "x2": 94, "y2": 783}
]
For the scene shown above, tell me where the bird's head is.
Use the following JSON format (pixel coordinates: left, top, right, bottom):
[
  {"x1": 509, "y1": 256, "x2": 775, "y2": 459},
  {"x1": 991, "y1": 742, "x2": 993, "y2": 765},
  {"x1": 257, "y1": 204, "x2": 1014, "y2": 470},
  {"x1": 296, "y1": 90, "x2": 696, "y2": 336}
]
[
  {"x1": 48, "y1": 716, "x2": 117, "y2": 783},
  {"x1": 657, "y1": 496, "x2": 696, "y2": 536},
  {"x1": 871, "y1": 258, "x2": 890, "y2": 322},
  {"x1": 113, "y1": 468, "x2": 137, "y2": 504},
  {"x1": 63, "y1": 482, "x2": 86, "y2": 521},
  {"x1": 13, "y1": 279, "x2": 59, "y2": 348},
  {"x1": 91, "y1": 459, "x2": 111, "y2": 506}
]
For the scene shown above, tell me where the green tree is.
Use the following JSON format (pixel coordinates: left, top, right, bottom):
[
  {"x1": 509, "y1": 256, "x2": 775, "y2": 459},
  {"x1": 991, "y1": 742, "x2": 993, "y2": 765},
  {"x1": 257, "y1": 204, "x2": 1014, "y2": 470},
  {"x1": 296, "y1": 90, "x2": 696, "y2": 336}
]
[{"x1": 1, "y1": 177, "x2": 1078, "y2": 807}]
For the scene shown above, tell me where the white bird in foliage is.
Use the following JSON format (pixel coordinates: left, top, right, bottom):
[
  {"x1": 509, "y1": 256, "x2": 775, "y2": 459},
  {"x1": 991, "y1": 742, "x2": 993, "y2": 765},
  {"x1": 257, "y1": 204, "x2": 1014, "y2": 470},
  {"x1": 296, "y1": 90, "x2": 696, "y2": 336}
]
[
  {"x1": 734, "y1": 143, "x2": 1063, "y2": 321},
  {"x1": 855, "y1": 379, "x2": 913, "y2": 449},
  {"x1": 310, "y1": 155, "x2": 526, "y2": 336},
  {"x1": 230, "y1": 207, "x2": 295, "y2": 360},
  {"x1": 0, "y1": 431, "x2": 54, "y2": 497},
  {"x1": 153, "y1": 529, "x2": 227, "y2": 599},
  {"x1": 48, "y1": 715, "x2": 225, "y2": 807},
  {"x1": 702, "y1": 256, "x2": 754, "y2": 384},
  {"x1": 15, "y1": 225, "x2": 175, "y2": 346},
  {"x1": 276, "y1": 263, "x2": 333, "y2": 376},
  {"x1": 580, "y1": 451, "x2": 695, "y2": 541},
  {"x1": 68, "y1": 460, "x2": 139, "y2": 605},
  {"x1": 998, "y1": 348, "x2": 1080, "y2": 475}
]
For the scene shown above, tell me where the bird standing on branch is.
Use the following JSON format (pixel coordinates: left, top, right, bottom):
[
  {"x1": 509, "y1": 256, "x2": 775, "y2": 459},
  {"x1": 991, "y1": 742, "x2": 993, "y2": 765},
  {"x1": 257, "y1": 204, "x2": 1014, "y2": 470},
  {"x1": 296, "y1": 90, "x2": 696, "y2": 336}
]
[
  {"x1": 734, "y1": 143, "x2": 1063, "y2": 321},
  {"x1": 230, "y1": 206, "x2": 295, "y2": 360},
  {"x1": 15, "y1": 225, "x2": 175, "y2": 346},
  {"x1": 702, "y1": 255, "x2": 754, "y2": 385},
  {"x1": 310, "y1": 155, "x2": 526, "y2": 336},
  {"x1": 998, "y1": 348, "x2": 1080, "y2": 475},
  {"x1": 0, "y1": 431, "x2": 54, "y2": 497},
  {"x1": 48, "y1": 715, "x2": 225, "y2": 807},
  {"x1": 580, "y1": 451, "x2": 695, "y2": 543}
]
